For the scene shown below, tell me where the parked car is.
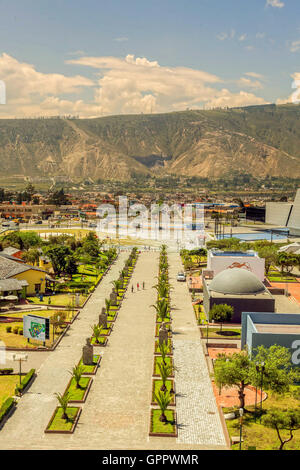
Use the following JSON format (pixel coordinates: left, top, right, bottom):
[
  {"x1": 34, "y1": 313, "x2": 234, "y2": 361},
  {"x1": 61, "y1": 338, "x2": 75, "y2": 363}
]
[{"x1": 177, "y1": 272, "x2": 186, "y2": 282}]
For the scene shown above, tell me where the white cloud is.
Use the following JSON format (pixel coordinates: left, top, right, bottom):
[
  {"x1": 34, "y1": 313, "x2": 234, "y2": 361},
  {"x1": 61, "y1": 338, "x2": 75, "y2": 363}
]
[
  {"x1": 0, "y1": 52, "x2": 268, "y2": 117},
  {"x1": 245, "y1": 72, "x2": 265, "y2": 79},
  {"x1": 290, "y1": 40, "x2": 300, "y2": 53},
  {"x1": 237, "y1": 77, "x2": 264, "y2": 89},
  {"x1": 114, "y1": 37, "x2": 128, "y2": 42},
  {"x1": 68, "y1": 54, "x2": 267, "y2": 114},
  {"x1": 266, "y1": 0, "x2": 285, "y2": 8},
  {"x1": 256, "y1": 32, "x2": 266, "y2": 39},
  {"x1": 0, "y1": 53, "x2": 94, "y2": 117},
  {"x1": 238, "y1": 34, "x2": 247, "y2": 42},
  {"x1": 276, "y1": 72, "x2": 300, "y2": 104}
]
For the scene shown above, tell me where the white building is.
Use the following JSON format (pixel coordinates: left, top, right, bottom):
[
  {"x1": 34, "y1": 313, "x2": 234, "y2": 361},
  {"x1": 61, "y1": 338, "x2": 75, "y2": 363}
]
[
  {"x1": 265, "y1": 188, "x2": 300, "y2": 236},
  {"x1": 206, "y1": 249, "x2": 265, "y2": 282},
  {"x1": 288, "y1": 189, "x2": 300, "y2": 236}
]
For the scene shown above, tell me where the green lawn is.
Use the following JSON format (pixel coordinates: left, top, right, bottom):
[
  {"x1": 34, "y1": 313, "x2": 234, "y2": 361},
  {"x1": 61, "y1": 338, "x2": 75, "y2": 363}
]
[
  {"x1": 0, "y1": 309, "x2": 74, "y2": 321},
  {"x1": 27, "y1": 293, "x2": 87, "y2": 307},
  {"x1": 78, "y1": 355, "x2": 100, "y2": 374},
  {"x1": 267, "y1": 269, "x2": 299, "y2": 283},
  {"x1": 65, "y1": 377, "x2": 91, "y2": 402},
  {"x1": 225, "y1": 387, "x2": 300, "y2": 450},
  {"x1": 47, "y1": 407, "x2": 79, "y2": 432},
  {"x1": 152, "y1": 379, "x2": 175, "y2": 405},
  {"x1": 150, "y1": 409, "x2": 176, "y2": 436},
  {"x1": 154, "y1": 356, "x2": 173, "y2": 376},
  {"x1": 0, "y1": 321, "x2": 65, "y2": 349},
  {"x1": 200, "y1": 327, "x2": 241, "y2": 339},
  {"x1": 0, "y1": 376, "x2": 20, "y2": 407}
]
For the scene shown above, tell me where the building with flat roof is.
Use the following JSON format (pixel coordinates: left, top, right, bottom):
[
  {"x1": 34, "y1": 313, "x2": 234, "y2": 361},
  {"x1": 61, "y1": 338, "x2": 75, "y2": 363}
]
[
  {"x1": 203, "y1": 268, "x2": 275, "y2": 323},
  {"x1": 206, "y1": 249, "x2": 265, "y2": 282},
  {"x1": 241, "y1": 312, "x2": 300, "y2": 367}
]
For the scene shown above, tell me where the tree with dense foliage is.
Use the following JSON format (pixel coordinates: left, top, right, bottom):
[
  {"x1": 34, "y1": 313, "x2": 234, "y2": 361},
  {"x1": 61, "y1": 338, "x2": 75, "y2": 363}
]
[
  {"x1": 214, "y1": 346, "x2": 297, "y2": 411},
  {"x1": 262, "y1": 408, "x2": 300, "y2": 450},
  {"x1": 209, "y1": 304, "x2": 234, "y2": 331},
  {"x1": 45, "y1": 245, "x2": 71, "y2": 275}
]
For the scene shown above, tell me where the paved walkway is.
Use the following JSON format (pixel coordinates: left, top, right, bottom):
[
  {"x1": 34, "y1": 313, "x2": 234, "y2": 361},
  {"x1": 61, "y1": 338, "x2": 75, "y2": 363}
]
[
  {"x1": 168, "y1": 252, "x2": 228, "y2": 449},
  {"x1": 0, "y1": 254, "x2": 128, "y2": 449}
]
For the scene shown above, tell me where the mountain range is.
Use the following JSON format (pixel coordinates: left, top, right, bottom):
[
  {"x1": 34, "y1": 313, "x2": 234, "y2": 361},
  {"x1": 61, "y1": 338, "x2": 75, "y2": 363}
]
[{"x1": 1, "y1": 104, "x2": 300, "y2": 180}]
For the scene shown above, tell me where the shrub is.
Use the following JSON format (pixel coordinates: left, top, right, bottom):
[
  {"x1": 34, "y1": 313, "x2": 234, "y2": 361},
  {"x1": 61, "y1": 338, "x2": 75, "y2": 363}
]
[
  {"x1": 18, "y1": 328, "x2": 23, "y2": 335},
  {"x1": 0, "y1": 368, "x2": 13, "y2": 375},
  {"x1": 13, "y1": 326, "x2": 19, "y2": 334},
  {"x1": 15, "y1": 368, "x2": 35, "y2": 396},
  {"x1": 0, "y1": 397, "x2": 15, "y2": 422},
  {"x1": 6, "y1": 326, "x2": 12, "y2": 333}
]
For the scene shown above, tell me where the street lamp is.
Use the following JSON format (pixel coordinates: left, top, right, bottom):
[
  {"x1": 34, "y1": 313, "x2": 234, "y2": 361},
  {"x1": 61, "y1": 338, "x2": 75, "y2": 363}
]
[
  {"x1": 13, "y1": 353, "x2": 28, "y2": 386},
  {"x1": 239, "y1": 408, "x2": 244, "y2": 450},
  {"x1": 256, "y1": 361, "x2": 265, "y2": 422}
]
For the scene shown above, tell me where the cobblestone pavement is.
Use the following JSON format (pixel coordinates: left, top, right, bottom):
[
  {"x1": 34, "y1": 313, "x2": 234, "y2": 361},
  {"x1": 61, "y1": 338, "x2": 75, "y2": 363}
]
[{"x1": 168, "y1": 252, "x2": 228, "y2": 449}]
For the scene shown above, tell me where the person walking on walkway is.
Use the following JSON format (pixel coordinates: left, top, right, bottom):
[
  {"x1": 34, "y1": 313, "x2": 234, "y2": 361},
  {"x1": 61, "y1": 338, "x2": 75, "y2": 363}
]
[
  {"x1": 131, "y1": 285, "x2": 134, "y2": 293},
  {"x1": 137, "y1": 282, "x2": 139, "y2": 291},
  {"x1": 143, "y1": 281, "x2": 145, "y2": 290}
]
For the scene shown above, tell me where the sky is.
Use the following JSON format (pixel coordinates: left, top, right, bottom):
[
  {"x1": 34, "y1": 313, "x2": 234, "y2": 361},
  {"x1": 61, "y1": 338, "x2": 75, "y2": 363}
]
[{"x1": 0, "y1": 0, "x2": 299, "y2": 118}]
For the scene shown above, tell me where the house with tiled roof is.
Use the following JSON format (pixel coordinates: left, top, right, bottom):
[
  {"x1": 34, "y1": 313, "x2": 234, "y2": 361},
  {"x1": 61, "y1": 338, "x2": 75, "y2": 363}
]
[{"x1": 0, "y1": 255, "x2": 54, "y2": 295}]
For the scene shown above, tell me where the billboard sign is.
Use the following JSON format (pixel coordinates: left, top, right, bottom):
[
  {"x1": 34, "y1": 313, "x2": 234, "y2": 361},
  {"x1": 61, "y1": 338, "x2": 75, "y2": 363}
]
[{"x1": 23, "y1": 315, "x2": 50, "y2": 342}]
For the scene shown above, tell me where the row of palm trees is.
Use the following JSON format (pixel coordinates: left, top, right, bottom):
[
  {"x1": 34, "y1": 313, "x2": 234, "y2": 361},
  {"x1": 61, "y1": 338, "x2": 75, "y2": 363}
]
[
  {"x1": 153, "y1": 245, "x2": 174, "y2": 424},
  {"x1": 53, "y1": 248, "x2": 139, "y2": 423}
]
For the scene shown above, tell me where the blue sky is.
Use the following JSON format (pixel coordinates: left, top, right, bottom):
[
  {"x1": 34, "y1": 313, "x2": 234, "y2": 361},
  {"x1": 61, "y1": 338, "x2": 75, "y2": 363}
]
[{"x1": 0, "y1": 0, "x2": 299, "y2": 117}]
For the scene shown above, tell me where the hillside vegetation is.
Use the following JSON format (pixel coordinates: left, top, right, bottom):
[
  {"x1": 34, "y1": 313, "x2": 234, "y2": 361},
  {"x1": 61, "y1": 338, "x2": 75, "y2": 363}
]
[{"x1": 0, "y1": 104, "x2": 300, "y2": 180}]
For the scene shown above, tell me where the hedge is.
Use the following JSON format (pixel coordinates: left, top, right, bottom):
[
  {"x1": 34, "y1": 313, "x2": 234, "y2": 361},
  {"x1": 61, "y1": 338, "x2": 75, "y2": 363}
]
[
  {"x1": 0, "y1": 368, "x2": 13, "y2": 375},
  {"x1": 15, "y1": 368, "x2": 35, "y2": 396},
  {"x1": 0, "y1": 397, "x2": 15, "y2": 423}
]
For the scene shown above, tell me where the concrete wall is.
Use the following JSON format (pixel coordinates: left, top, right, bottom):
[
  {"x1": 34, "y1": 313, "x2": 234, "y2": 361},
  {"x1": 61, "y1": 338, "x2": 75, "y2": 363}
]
[
  {"x1": 266, "y1": 202, "x2": 293, "y2": 226},
  {"x1": 209, "y1": 297, "x2": 275, "y2": 324},
  {"x1": 207, "y1": 251, "x2": 265, "y2": 282},
  {"x1": 288, "y1": 189, "x2": 300, "y2": 235},
  {"x1": 242, "y1": 312, "x2": 300, "y2": 366}
]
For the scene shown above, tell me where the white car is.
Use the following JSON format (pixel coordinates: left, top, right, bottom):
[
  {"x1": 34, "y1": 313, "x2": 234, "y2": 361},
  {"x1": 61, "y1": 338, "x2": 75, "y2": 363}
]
[{"x1": 177, "y1": 272, "x2": 186, "y2": 282}]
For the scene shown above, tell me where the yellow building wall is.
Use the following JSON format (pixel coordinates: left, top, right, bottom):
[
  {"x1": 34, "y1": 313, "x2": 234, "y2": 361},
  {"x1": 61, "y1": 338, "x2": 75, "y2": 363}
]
[
  {"x1": 38, "y1": 259, "x2": 53, "y2": 272},
  {"x1": 13, "y1": 270, "x2": 47, "y2": 295}
]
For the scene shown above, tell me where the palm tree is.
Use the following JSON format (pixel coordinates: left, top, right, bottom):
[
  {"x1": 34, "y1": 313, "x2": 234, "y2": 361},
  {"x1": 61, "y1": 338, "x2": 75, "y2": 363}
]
[
  {"x1": 70, "y1": 364, "x2": 84, "y2": 389},
  {"x1": 92, "y1": 324, "x2": 103, "y2": 344},
  {"x1": 55, "y1": 392, "x2": 70, "y2": 420},
  {"x1": 158, "y1": 342, "x2": 168, "y2": 365},
  {"x1": 111, "y1": 280, "x2": 122, "y2": 295},
  {"x1": 157, "y1": 362, "x2": 173, "y2": 392},
  {"x1": 155, "y1": 391, "x2": 171, "y2": 423},
  {"x1": 105, "y1": 298, "x2": 112, "y2": 313},
  {"x1": 151, "y1": 298, "x2": 169, "y2": 322}
]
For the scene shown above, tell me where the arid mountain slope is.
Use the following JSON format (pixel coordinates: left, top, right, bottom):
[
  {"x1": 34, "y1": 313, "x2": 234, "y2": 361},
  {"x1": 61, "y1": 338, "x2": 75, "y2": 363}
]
[{"x1": 0, "y1": 104, "x2": 300, "y2": 180}]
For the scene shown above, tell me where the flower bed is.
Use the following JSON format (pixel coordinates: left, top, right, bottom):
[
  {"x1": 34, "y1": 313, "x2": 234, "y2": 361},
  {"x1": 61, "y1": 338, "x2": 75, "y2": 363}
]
[
  {"x1": 45, "y1": 406, "x2": 81, "y2": 434},
  {"x1": 151, "y1": 379, "x2": 176, "y2": 406},
  {"x1": 77, "y1": 355, "x2": 101, "y2": 375},
  {"x1": 153, "y1": 356, "x2": 174, "y2": 378},
  {"x1": 64, "y1": 376, "x2": 93, "y2": 403},
  {"x1": 154, "y1": 339, "x2": 173, "y2": 355},
  {"x1": 149, "y1": 409, "x2": 177, "y2": 437},
  {"x1": 90, "y1": 336, "x2": 108, "y2": 347}
]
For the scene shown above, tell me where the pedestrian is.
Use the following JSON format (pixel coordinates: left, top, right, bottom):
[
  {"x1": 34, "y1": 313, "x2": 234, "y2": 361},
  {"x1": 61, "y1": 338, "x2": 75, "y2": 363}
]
[
  {"x1": 143, "y1": 281, "x2": 145, "y2": 290},
  {"x1": 137, "y1": 282, "x2": 139, "y2": 291},
  {"x1": 131, "y1": 285, "x2": 134, "y2": 293}
]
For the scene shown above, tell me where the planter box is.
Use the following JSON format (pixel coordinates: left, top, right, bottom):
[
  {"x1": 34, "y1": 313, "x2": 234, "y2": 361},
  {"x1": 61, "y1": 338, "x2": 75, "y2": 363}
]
[
  {"x1": 77, "y1": 355, "x2": 101, "y2": 375},
  {"x1": 153, "y1": 356, "x2": 174, "y2": 378},
  {"x1": 90, "y1": 336, "x2": 108, "y2": 347},
  {"x1": 151, "y1": 379, "x2": 176, "y2": 407},
  {"x1": 149, "y1": 408, "x2": 177, "y2": 438},
  {"x1": 45, "y1": 406, "x2": 82, "y2": 434},
  {"x1": 64, "y1": 376, "x2": 93, "y2": 403},
  {"x1": 154, "y1": 339, "x2": 173, "y2": 356}
]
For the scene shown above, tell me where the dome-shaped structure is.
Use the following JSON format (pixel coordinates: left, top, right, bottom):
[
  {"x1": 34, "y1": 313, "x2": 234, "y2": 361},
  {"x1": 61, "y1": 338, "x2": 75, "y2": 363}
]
[{"x1": 209, "y1": 268, "x2": 265, "y2": 295}]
